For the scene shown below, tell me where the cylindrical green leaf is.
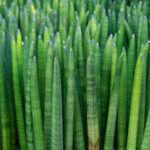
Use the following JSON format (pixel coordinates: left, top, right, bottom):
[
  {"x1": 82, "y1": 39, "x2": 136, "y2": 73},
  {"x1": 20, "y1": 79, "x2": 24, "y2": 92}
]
[
  {"x1": 11, "y1": 37, "x2": 27, "y2": 150},
  {"x1": 87, "y1": 53, "x2": 99, "y2": 150},
  {"x1": 31, "y1": 57, "x2": 44, "y2": 150},
  {"x1": 104, "y1": 53, "x2": 123, "y2": 150},
  {"x1": 127, "y1": 54, "x2": 143, "y2": 150},
  {"x1": 51, "y1": 58, "x2": 63, "y2": 150},
  {"x1": 65, "y1": 49, "x2": 75, "y2": 150},
  {"x1": 44, "y1": 43, "x2": 54, "y2": 150}
]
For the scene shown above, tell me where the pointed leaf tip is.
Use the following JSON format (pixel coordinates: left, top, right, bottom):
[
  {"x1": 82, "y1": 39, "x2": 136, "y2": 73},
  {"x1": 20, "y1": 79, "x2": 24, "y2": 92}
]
[
  {"x1": 67, "y1": 36, "x2": 71, "y2": 40},
  {"x1": 33, "y1": 56, "x2": 36, "y2": 61},
  {"x1": 120, "y1": 52, "x2": 124, "y2": 57},
  {"x1": 17, "y1": 29, "x2": 20, "y2": 33},
  {"x1": 11, "y1": 36, "x2": 15, "y2": 40},
  {"x1": 112, "y1": 43, "x2": 116, "y2": 47},
  {"x1": 139, "y1": 53, "x2": 142, "y2": 57},
  {"x1": 89, "y1": 52, "x2": 93, "y2": 56},
  {"x1": 122, "y1": 47, "x2": 126, "y2": 51},
  {"x1": 56, "y1": 32, "x2": 59, "y2": 35},
  {"x1": 110, "y1": 34, "x2": 113, "y2": 38}
]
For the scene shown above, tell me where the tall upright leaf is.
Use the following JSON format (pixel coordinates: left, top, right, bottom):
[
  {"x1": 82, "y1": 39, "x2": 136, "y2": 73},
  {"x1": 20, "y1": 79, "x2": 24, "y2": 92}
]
[
  {"x1": 0, "y1": 54, "x2": 11, "y2": 150},
  {"x1": 25, "y1": 41, "x2": 34, "y2": 150},
  {"x1": 104, "y1": 52, "x2": 123, "y2": 150},
  {"x1": 117, "y1": 50, "x2": 127, "y2": 150},
  {"x1": 31, "y1": 57, "x2": 44, "y2": 150},
  {"x1": 11, "y1": 37, "x2": 27, "y2": 150},
  {"x1": 44, "y1": 43, "x2": 54, "y2": 150},
  {"x1": 127, "y1": 54, "x2": 143, "y2": 150},
  {"x1": 51, "y1": 58, "x2": 63, "y2": 150},
  {"x1": 137, "y1": 43, "x2": 149, "y2": 150},
  {"x1": 87, "y1": 53, "x2": 99, "y2": 150},
  {"x1": 100, "y1": 35, "x2": 112, "y2": 148},
  {"x1": 127, "y1": 34, "x2": 136, "y2": 127},
  {"x1": 65, "y1": 49, "x2": 75, "y2": 150}
]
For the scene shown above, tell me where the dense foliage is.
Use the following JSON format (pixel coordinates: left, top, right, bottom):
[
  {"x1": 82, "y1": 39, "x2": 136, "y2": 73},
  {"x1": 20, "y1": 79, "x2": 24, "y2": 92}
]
[{"x1": 0, "y1": 0, "x2": 150, "y2": 150}]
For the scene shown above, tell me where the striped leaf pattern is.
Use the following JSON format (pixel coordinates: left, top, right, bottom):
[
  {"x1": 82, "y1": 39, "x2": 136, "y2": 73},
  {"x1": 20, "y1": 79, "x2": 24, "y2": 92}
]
[
  {"x1": 0, "y1": 1, "x2": 150, "y2": 150},
  {"x1": 87, "y1": 53, "x2": 99, "y2": 150}
]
